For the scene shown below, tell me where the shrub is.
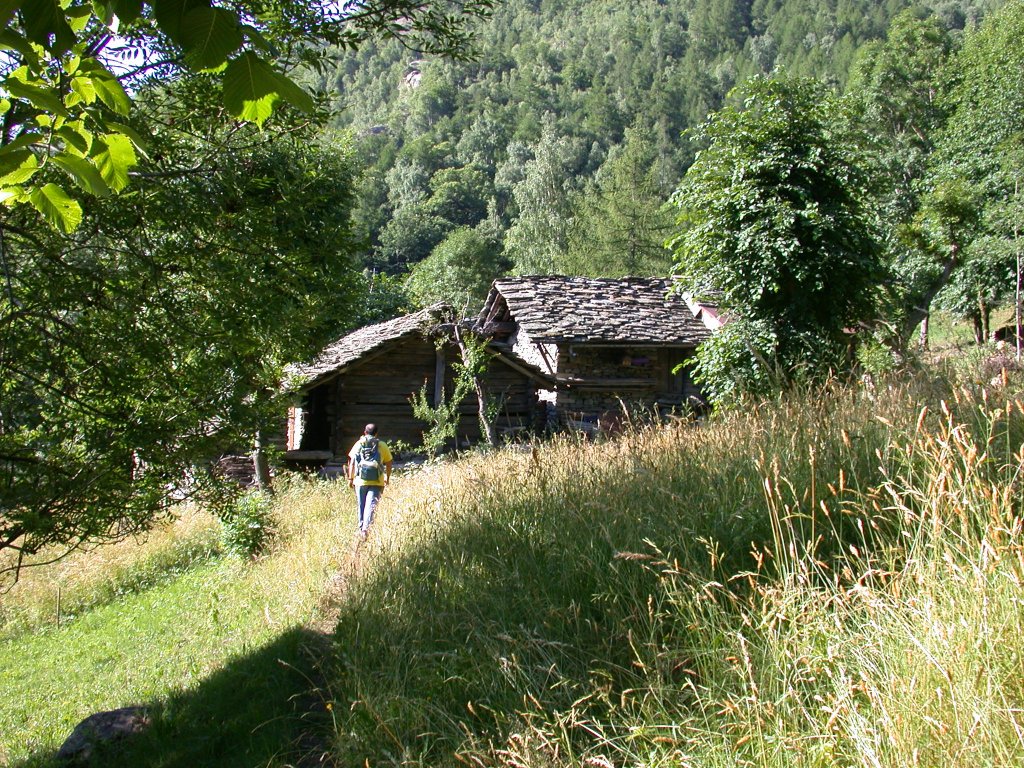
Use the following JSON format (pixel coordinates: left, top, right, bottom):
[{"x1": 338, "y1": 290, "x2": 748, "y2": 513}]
[{"x1": 219, "y1": 491, "x2": 275, "y2": 558}]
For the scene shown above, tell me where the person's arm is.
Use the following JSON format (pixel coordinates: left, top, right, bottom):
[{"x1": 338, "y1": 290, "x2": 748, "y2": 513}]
[
  {"x1": 384, "y1": 460, "x2": 393, "y2": 485},
  {"x1": 347, "y1": 456, "x2": 356, "y2": 488}
]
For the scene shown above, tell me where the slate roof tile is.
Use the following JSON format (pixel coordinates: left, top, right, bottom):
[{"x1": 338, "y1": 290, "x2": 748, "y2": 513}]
[
  {"x1": 480, "y1": 276, "x2": 711, "y2": 346},
  {"x1": 287, "y1": 304, "x2": 448, "y2": 389}
]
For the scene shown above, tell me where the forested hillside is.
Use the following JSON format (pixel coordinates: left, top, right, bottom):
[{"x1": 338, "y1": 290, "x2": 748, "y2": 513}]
[{"x1": 318, "y1": 0, "x2": 1000, "y2": 309}]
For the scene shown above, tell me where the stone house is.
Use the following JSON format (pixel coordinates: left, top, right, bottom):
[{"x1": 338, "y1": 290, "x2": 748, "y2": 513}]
[{"x1": 476, "y1": 276, "x2": 712, "y2": 431}]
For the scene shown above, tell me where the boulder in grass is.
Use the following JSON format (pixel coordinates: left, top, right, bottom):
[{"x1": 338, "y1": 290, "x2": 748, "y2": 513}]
[{"x1": 57, "y1": 706, "x2": 150, "y2": 762}]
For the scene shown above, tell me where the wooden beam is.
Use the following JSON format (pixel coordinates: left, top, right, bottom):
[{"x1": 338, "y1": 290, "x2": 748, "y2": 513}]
[
  {"x1": 537, "y1": 344, "x2": 556, "y2": 376},
  {"x1": 434, "y1": 345, "x2": 446, "y2": 407}
]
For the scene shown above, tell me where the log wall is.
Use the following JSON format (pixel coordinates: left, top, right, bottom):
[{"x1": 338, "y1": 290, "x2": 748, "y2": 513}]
[{"x1": 295, "y1": 334, "x2": 539, "y2": 458}]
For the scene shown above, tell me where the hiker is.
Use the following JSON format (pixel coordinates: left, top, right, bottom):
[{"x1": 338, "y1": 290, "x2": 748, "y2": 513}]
[{"x1": 347, "y1": 423, "x2": 393, "y2": 537}]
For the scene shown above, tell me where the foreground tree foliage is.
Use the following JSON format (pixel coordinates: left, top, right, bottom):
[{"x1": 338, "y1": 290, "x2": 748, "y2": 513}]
[
  {"x1": 1, "y1": 119, "x2": 361, "y2": 557},
  {"x1": 670, "y1": 76, "x2": 882, "y2": 404},
  {"x1": 0, "y1": 0, "x2": 492, "y2": 231},
  {"x1": 0, "y1": 0, "x2": 493, "y2": 558}
]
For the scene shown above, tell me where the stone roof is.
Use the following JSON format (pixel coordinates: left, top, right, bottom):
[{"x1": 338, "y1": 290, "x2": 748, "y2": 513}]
[
  {"x1": 286, "y1": 303, "x2": 556, "y2": 392},
  {"x1": 287, "y1": 304, "x2": 448, "y2": 390},
  {"x1": 478, "y1": 276, "x2": 712, "y2": 346}
]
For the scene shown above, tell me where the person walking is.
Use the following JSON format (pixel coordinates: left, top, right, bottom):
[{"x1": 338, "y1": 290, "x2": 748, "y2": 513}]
[{"x1": 347, "y1": 423, "x2": 393, "y2": 537}]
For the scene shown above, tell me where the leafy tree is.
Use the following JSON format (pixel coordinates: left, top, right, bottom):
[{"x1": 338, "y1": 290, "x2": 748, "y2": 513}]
[
  {"x1": 424, "y1": 165, "x2": 492, "y2": 226},
  {"x1": 1, "y1": 126, "x2": 361, "y2": 557},
  {"x1": 935, "y1": 235, "x2": 1014, "y2": 342},
  {"x1": 844, "y1": 9, "x2": 955, "y2": 346},
  {"x1": 375, "y1": 203, "x2": 450, "y2": 270},
  {"x1": 565, "y1": 123, "x2": 675, "y2": 277},
  {"x1": 670, "y1": 75, "x2": 883, "y2": 404},
  {"x1": 406, "y1": 226, "x2": 507, "y2": 310},
  {"x1": 0, "y1": 0, "x2": 494, "y2": 557},
  {"x1": 923, "y1": 0, "x2": 1024, "y2": 342},
  {"x1": 352, "y1": 269, "x2": 414, "y2": 328},
  {"x1": 901, "y1": 175, "x2": 984, "y2": 341},
  {"x1": 503, "y1": 116, "x2": 581, "y2": 274}
]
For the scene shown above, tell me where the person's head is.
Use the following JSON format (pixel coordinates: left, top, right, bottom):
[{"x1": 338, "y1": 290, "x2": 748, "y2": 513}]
[{"x1": 364, "y1": 423, "x2": 378, "y2": 436}]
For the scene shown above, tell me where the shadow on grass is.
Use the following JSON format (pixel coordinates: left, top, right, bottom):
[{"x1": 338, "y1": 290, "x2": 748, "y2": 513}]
[
  {"x1": 322, "y1": 402, "x2": 926, "y2": 765},
  {"x1": 15, "y1": 627, "x2": 332, "y2": 768},
  {"x1": 325, "y1": 484, "x2": 715, "y2": 765}
]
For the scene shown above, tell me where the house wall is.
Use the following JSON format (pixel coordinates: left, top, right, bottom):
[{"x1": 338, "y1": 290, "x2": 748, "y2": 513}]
[
  {"x1": 511, "y1": 327, "x2": 558, "y2": 377},
  {"x1": 292, "y1": 335, "x2": 539, "y2": 458},
  {"x1": 550, "y1": 344, "x2": 702, "y2": 425}
]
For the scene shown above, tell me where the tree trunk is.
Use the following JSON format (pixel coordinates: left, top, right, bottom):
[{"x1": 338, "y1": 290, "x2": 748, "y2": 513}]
[
  {"x1": 252, "y1": 430, "x2": 274, "y2": 493},
  {"x1": 919, "y1": 313, "x2": 929, "y2": 350},
  {"x1": 901, "y1": 248, "x2": 959, "y2": 347},
  {"x1": 454, "y1": 325, "x2": 498, "y2": 448}
]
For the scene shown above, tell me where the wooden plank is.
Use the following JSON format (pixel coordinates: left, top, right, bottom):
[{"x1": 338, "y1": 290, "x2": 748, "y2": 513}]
[
  {"x1": 434, "y1": 346, "x2": 446, "y2": 407},
  {"x1": 556, "y1": 377, "x2": 656, "y2": 389}
]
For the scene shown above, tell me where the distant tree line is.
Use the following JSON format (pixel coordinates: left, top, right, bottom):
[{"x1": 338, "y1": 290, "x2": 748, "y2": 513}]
[
  {"x1": 327, "y1": 0, "x2": 1023, "y2": 403},
  {"x1": 323, "y1": 0, "x2": 1003, "y2": 314}
]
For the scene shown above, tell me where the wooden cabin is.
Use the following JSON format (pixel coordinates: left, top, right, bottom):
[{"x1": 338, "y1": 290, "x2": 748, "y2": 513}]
[
  {"x1": 284, "y1": 305, "x2": 549, "y2": 464},
  {"x1": 476, "y1": 276, "x2": 712, "y2": 431}
]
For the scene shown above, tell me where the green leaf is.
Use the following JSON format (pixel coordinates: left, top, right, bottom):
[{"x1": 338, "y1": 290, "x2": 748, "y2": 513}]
[
  {"x1": 0, "y1": 186, "x2": 28, "y2": 207},
  {"x1": 0, "y1": 131, "x2": 43, "y2": 154},
  {"x1": 92, "y1": 132, "x2": 137, "y2": 192},
  {"x1": 92, "y1": 0, "x2": 143, "y2": 25},
  {"x1": 110, "y1": 0, "x2": 143, "y2": 23},
  {"x1": 56, "y1": 122, "x2": 93, "y2": 155},
  {"x1": 240, "y1": 24, "x2": 276, "y2": 56},
  {"x1": 106, "y1": 121, "x2": 150, "y2": 159},
  {"x1": 29, "y1": 182, "x2": 83, "y2": 233},
  {"x1": 181, "y1": 6, "x2": 243, "y2": 70},
  {"x1": 271, "y1": 71, "x2": 314, "y2": 114},
  {"x1": 69, "y1": 74, "x2": 98, "y2": 106},
  {"x1": 0, "y1": 0, "x2": 20, "y2": 27},
  {"x1": 66, "y1": 5, "x2": 93, "y2": 34},
  {"x1": 0, "y1": 29, "x2": 40, "y2": 62},
  {"x1": 21, "y1": 0, "x2": 76, "y2": 55},
  {"x1": 79, "y1": 60, "x2": 131, "y2": 115},
  {"x1": 5, "y1": 75, "x2": 70, "y2": 116},
  {"x1": 223, "y1": 52, "x2": 280, "y2": 126},
  {"x1": 92, "y1": 0, "x2": 114, "y2": 26},
  {"x1": 152, "y1": 0, "x2": 210, "y2": 44},
  {"x1": 53, "y1": 153, "x2": 111, "y2": 196},
  {"x1": 0, "y1": 149, "x2": 37, "y2": 183}
]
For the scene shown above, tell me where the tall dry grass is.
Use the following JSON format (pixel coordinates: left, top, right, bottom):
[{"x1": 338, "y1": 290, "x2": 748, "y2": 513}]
[
  {"x1": 0, "y1": 507, "x2": 221, "y2": 636},
  {"x1": 322, "y1": 372, "x2": 1024, "y2": 768}
]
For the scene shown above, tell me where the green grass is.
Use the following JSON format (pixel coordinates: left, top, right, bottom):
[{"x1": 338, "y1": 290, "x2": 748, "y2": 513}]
[
  {"x1": 0, "y1": 480, "x2": 356, "y2": 767},
  {"x1": 5, "y1": 361, "x2": 1024, "y2": 767},
  {"x1": 319, "y1": 367, "x2": 1024, "y2": 767}
]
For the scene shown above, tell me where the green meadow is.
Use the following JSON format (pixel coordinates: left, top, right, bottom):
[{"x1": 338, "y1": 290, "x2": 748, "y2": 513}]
[{"x1": 3, "y1": 359, "x2": 1024, "y2": 767}]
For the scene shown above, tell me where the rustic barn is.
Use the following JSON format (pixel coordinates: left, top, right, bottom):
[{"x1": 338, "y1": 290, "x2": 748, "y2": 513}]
[
  {"x1": 283, "y1": 304, "x2": 549, "y2": 463},
  {"x1": 476, "y1": 276, "x2": 713, "y2": 430}
]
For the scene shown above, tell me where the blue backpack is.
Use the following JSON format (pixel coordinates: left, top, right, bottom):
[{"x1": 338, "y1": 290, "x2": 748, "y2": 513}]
[{"x1": 357, "y1": 437, "x2": 381, "y2": 481}]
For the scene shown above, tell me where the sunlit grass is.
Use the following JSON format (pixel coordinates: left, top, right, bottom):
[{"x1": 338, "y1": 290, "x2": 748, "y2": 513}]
[
  {"x1": 323, "y1": 369, "x2": 1024, "y2": 767},
  {"x1": 0, "y1": 477, "x2": 358, "y2": 766},
  {"x1": 4, "y1": 363, "x2": 1024, "y2": 768},
  {"x1": 0, "y1": 507, "x2": 221, "y2": 637}
]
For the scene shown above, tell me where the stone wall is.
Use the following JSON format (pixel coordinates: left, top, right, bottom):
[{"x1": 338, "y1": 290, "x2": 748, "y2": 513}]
[{"x1": 551, "y1": 344, "x2": 701, "y2": 424}]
